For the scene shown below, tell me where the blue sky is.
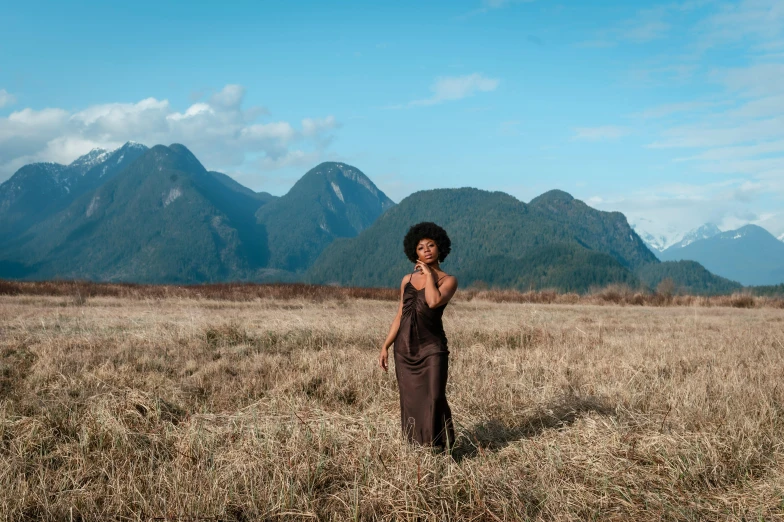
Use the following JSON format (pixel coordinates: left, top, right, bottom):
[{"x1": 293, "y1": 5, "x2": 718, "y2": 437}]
[{"x1": 1, "y1": 0, "x2": 783, "y2": 244}]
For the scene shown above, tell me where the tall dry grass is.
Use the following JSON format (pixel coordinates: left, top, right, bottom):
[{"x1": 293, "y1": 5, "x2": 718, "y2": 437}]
[
  {"x1": 1, "y1": 279, "x2": 783, "y2": 308},
  {"x1": 1, "y1": 293, "x2": 783, "y2": 520}
]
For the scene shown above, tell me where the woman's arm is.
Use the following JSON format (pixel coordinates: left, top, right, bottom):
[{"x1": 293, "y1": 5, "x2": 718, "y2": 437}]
[
  {"x1": 378, "y1": 276, "x2": 407, "y2": 372},
  {"x1": 416, "y1": 261, "x2": 458, "y2": 308}
]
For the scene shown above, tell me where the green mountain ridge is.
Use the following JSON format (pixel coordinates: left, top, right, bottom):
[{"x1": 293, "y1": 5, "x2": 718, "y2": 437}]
[
  {"x1": 2, "y1": 144, "x2": 272, "y2": 282},
  {"x1": 528, "y1": 189, "x2": 656, "y2": 270},
  {"x1": 0, "y1": 144, "x2": 749, "y2": 293},
  {"x1": 636, "y1": 260, "x2": 742, "y2": 295},
  {"x1": 306, "y1": 187, "x2": 739, "y2": 294},
  {"x1": 256, "y1": 161, "x2": 395, "y2": 272},
  {"x1": 306, "y1": 187, "x2": 665, "y2": 292},
  {"x1": 0, "y1": 142, "x2": 148, "y2": 244},
  {"x1": 0, "y1": 146, "x2": 396, "y2": 284}
]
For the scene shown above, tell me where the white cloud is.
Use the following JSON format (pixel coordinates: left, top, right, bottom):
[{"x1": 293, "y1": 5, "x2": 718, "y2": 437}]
[
  {"x1": 0, "y1": 84, "x2": 339, "y2": 182},
  {"x1": 393, "y1": 73, "x2": 500, "y2": 108},
  {"x1": 241, "y1": 122, "x2": 296, "y2": 143},
  {"x1": 258, "y1": 149, "x2": 324, "y2": 171},
  {"x1": 8, "y1": 107, "x2": 69, "y2": 127},
  {"x1": 591, "y1": 177, "x2": 776, "y2": 242},
  {"x1": 572, "y1": 125, "x2": 631, "y2": 141},
  {"x1": 0, "y1": 89, "x2": 16, "y2": 109},
  {"x1": 756, "y1": 212, "x2": 784, "y2": 237},
  {"x1": 301, "y1": 116, "x2": 338, "y2": 137},
  {"x1": 209, "y1": 84, "x2": 245, "y2": 109}
]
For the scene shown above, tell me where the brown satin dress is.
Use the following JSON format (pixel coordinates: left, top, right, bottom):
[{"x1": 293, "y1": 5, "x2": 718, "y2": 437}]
[{"x1": 393, "y1": 270, "x2": 455, "y2": 450}]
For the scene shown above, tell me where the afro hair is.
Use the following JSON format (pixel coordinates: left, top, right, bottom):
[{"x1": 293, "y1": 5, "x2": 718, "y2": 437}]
[{"x1": 403, "y1": 222, "x2": 451, "y2": 263}]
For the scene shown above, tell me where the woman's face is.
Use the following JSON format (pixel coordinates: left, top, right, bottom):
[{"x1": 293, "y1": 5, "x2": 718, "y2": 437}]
[{"x1": 417, "y1": 238, "x2": 439, "y2": 263}]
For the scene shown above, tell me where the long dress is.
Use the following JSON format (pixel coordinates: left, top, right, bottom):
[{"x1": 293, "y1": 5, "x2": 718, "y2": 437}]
[{"x1": 393, "y1": 271, "x2": 455, "y2": 450}]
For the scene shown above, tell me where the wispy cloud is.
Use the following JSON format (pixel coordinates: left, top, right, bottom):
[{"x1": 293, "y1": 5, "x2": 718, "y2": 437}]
[
  {"x1": 620, "y1": 18, "x2": 671, "y2": 43},
  {"x1": 456, "y1": 0, "x2": 536, "y2": 21},
  {"x1": 0, "y1": 89, "x2": 15, "y2": 109},
  {"x1": 632, "y1": 100, "x2": 727, "y2": 119},
  {"x1": 499, "y1": 120, "x2": 522, "y2": 136},
  {"x1": 695, "y1": 0, "x2": 784, "y2": 51},
  {"x1": 390, "y1": 74, "x2": 500, "y2": 109},
  {"x1": 572, "y1": 125, "x2": 631, "y2": 141},
  {"x1": 580, "y1": 1, "x2": 713, "y2": 48},
  {"x1": 590, "y1": 176, "x2": 779, "y2": 241},
  {"x1": 600, "y1": 0, "x2": 784, "y2": 240}
]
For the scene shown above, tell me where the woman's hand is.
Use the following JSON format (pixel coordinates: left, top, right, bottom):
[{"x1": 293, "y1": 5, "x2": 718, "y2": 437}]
[
  {"x1": 414, "y1": 260, "x2": 433, "y2": 277},
  {"x1": 378, "y1": 347, "x2": 389, "y2": 372}
]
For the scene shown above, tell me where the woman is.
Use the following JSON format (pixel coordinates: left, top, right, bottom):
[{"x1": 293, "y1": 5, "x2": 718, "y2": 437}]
[{"x1": 378, "y1": 222, "x2": 458, "y2": 451}]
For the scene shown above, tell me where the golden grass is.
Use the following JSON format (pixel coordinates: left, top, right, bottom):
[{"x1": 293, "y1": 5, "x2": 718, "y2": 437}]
[
  {"x1": 1, "y1": 293, "x2": 783, "y2": 520},
  {"x1": 1, "y1": 279, "x2": 783, "y2": 308}
]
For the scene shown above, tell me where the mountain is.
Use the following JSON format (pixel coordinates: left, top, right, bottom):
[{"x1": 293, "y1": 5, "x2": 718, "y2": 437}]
[
  {"x1": 635, "y1": 228, "x2": 668, "y2": 255},
  {"x1": 306, "y1": 188, "x2": 657, "y2": 291},
  {"x1": 660, "y1": 225, "x2": 784, "y2": 286},
  {"x1": 631, "y1": 223, "x2": 687, "y2": 254},
  {"x1": 750, "y1": 283, "x2": 784, "y2": 297},
  {"x1": 636, "y1": 260, "x2": 741, "y2": 295},
  {"x1": 0, "y1": 144, "x2": 274, "y2": 283},
  {"x1": 255, "y1": 162, "x2": 395, "y2": 272},
  {"x1": 667, "y1": 223, "x2": 721, "y2": 250},
  {"x1": 207, "y1": 171, "x2": 277, "y2": 204},
  {"x1": 459, "y1": 243, "x2": 640, "y2": 292},
  {"x1": 633, "y1": 222, "x2": 722, "y2": 255},
  {"x1": 0, "y1": 142, "x2": 148, "y2": 245},
  {"x1": 528, "y1": 190, "x2": 657, "y2": 270},
  {"x1": 0, "y1": 150, "x2": 391, "y2": 284},
  {"x1": 756, "y1": 213, "x2": 784, "y2": 244},
  {"x1": 0, "y1": 144, "x2": 754, "y2": 292}
]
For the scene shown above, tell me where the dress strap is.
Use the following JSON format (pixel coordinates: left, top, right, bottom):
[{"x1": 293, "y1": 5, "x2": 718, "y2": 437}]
[{"x1": 409, "y1": 269, "x2": 448, "y2": 285}]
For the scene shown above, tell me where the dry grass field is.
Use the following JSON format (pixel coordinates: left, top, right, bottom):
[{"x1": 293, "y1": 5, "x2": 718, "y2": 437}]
[{"x1": 1, "y1": 287, "x2": 784, "y2": 520}]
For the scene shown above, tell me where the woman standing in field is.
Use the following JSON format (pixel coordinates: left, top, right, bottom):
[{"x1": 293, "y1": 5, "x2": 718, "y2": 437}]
[{"x1": 378, "y1": 222, "x2": 458, "y2": 451}]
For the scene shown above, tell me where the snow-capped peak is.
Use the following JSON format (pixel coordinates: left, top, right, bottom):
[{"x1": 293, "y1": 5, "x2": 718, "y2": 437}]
[
  {"x1": 123, "y1": 141, "x2": 147, "y2": 150},
  {"x1": 670, "y1": 223, "x2": 721, "y2": 249},
  {"x1": 631, "y1": 224, "x2": 685, "y2": 252},
  {"x1": 778, "y1": 233, "x2": 784, "y2": 243},
  {"x1": 69, "y1": 148, "x2": 110, "y2": 173}
]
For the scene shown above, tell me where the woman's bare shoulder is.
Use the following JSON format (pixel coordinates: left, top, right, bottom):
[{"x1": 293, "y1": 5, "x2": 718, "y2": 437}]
[{"x1": 437, "y1": 272, "x2": 457, "y2": 285}]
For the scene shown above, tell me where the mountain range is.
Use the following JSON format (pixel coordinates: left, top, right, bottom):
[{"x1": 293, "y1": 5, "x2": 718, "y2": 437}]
[
  {"x1": 0, "y1": 142, "x2": 148, "y2": 245},
  {"x1": 635, "y1": 221, "x2": 784, "y2": 255},
  {"x1": 635, "y1": 221, "x2": 784, "y2": 286},
  {"x1": 306, "y1": 188, "x2": 741, "y2": 294},
  {"x1": 0, "y1": 143, "x2": 392, "y2": 283},
  {"x1": 0, "y1": 141, "x2": 779, "y2": 292},
  {"x1": 659, "y1": 225, "x2": 784, "y2": 286},
  {"x1": 308, "y1": 188, "x2": 653, "y2": 289}
]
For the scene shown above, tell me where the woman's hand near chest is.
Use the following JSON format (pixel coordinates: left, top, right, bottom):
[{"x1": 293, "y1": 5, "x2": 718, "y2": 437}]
[{"x1": 414, "y1": 261, "x2": 458, "y2": 308}]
